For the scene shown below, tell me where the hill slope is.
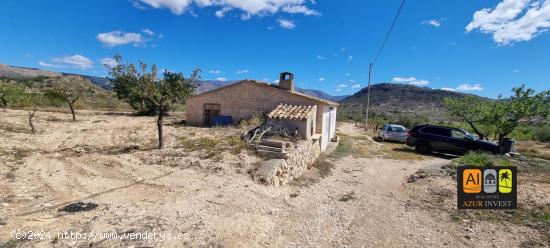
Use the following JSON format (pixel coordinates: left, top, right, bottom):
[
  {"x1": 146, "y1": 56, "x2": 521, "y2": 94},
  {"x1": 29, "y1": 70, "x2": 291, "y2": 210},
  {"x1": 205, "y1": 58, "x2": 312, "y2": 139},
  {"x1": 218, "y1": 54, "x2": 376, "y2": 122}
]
[{"x1": 339, "y1": 83, "x2": 484, "y2": 120}]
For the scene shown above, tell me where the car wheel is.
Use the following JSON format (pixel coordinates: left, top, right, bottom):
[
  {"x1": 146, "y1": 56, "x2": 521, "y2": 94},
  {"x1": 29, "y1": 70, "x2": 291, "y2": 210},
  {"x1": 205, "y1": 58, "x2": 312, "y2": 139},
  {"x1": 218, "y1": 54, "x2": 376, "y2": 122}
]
[{"x1": 415, "y1": 142, "x2": 431, "y2": 154}]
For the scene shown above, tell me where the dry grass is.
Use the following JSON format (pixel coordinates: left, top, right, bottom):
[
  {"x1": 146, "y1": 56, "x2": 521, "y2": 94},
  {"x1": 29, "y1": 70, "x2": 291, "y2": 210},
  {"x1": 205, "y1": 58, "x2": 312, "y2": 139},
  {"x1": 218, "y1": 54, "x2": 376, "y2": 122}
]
[
  {"x1": 0, "y1": 121, "x2": 31, "y2": 134},
  {"x1": 515, "y1": 141, "x2": 550, "y2": 161},
  {"x1": 332, "y1": 133, "x2": 426, "y2": 161},
  {"x1": 178, "y1": 135, "x2": 247, "y2": 159}
]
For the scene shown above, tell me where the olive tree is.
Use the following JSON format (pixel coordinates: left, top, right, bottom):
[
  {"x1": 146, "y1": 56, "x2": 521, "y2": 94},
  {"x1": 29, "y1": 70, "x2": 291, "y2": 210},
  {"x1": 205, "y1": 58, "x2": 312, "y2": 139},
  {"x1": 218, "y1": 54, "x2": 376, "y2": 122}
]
[{"x1": 109, "y1": 56, "x2": 199, "y2": 149}]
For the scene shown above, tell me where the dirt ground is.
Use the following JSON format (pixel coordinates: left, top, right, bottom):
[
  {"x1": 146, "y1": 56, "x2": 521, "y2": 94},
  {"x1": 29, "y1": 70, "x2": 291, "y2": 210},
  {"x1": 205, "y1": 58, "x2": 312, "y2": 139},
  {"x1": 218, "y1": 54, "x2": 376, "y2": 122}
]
[{"x1": 0, "y1": 109, "x2": 548, "y2": 247}]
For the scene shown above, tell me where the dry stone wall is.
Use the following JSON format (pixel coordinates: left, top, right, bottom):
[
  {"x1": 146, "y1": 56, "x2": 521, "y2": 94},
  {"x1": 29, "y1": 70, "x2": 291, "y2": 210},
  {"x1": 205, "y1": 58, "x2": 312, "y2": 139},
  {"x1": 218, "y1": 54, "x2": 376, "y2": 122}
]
[{"x1": 252, "y1": 139, "x2": 321, "y2": 186}]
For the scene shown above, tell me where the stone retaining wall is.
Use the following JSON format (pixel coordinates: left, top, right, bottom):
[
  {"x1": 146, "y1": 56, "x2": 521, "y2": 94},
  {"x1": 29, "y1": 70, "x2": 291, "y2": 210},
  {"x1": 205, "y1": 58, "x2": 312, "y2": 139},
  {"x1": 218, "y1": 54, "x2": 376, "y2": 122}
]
[{"x1": 252, "y1": 139, "x2": 321, "y2": 186}]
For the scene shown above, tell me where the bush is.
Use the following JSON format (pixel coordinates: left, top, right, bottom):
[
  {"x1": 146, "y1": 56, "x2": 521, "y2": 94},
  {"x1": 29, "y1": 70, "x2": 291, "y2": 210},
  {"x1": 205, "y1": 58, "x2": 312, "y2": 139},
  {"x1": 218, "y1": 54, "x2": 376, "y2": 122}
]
[
  {"x1": 534, "y1": 125, "x2": 550, "y2": 142},
  {"x1": 455, "y1": 152, "x2": 511, "y2": 167},
  {"x1": 457, "y1": 152, "x2": 493, "y2": 167}
]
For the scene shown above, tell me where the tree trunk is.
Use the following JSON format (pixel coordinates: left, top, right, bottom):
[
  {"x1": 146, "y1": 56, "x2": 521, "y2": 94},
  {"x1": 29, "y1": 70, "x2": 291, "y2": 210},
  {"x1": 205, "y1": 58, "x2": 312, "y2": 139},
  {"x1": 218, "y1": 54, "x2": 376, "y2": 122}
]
[
  {"x1": 1, "y1": 97, "x2": 6, "y2": 112},
  {"x1": 466, "y1": 120, "x2": 485, "y2": 140},
  {"x1": 498, "y1": 133, "x2": 506, "y2": 154},
  {"x1": 157, "y1": 108, "x2": 165, "y2": 149},
  {"x1": 28, "y1": 109, "x2": 36, "y2": 133},
  {"x1": 68, "y1": 101, "x2": 76, "y2": 122}
]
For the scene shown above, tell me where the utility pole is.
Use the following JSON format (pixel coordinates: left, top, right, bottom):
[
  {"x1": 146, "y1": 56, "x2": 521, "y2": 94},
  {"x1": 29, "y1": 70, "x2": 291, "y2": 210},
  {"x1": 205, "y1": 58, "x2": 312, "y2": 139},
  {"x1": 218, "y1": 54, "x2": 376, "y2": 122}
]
[{"x1": 365, "y1": 63, "x2": 373, "y2": 131}]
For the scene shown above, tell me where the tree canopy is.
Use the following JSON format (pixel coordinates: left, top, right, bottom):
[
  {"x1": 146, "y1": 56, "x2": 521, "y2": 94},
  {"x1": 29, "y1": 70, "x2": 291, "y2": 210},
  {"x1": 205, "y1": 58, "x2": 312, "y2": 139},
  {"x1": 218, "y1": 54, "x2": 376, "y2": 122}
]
[{"x1": 109, "y1": 56, "x2": 199, "y2": 149}]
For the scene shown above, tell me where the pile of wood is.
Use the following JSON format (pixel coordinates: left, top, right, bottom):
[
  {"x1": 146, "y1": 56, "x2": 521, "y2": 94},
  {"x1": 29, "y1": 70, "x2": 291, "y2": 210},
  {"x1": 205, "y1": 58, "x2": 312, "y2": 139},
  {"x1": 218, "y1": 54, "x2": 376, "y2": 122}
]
[{"x1": 252, "y1": 139, "x2": 294, "y2": 159}]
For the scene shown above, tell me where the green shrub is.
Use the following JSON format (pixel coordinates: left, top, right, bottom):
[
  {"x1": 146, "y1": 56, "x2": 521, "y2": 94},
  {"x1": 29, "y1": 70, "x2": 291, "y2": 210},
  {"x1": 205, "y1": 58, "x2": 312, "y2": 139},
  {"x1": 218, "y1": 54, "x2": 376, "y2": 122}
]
[
  {"x1": 456, "y1": 152, "x2": 512, "y2": 167},
  {"x1": 534, "y1": 125, "x2": 550, "y2": 142},
  {"x1": 510, "y1": 125, "x2": 535, "y2": 141},
  {"x1": 457, "y1": 152, "x2": 493, "y2": 167}
]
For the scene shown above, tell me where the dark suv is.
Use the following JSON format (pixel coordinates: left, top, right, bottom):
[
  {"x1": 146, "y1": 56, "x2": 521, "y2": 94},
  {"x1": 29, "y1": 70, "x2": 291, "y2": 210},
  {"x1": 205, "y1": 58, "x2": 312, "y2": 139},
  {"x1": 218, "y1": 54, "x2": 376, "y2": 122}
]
[{"x1": 406, "y1": 125, "x2": 499, "y2": 155}]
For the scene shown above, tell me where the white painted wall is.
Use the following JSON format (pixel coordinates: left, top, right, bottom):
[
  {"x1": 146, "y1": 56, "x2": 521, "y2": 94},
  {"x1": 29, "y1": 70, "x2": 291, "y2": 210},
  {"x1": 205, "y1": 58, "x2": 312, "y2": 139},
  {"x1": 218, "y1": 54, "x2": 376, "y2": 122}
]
[{"x1": 321, "y1": 106, "x2": 337, "y2": 151}]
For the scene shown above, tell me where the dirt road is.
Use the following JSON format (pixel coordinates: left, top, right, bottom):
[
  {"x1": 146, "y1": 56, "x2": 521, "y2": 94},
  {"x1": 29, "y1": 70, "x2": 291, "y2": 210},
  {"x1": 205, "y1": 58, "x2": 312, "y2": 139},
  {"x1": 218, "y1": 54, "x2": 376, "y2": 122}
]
[{"x1": 0, "y1": 110, "x2": 547, "y2": 247}]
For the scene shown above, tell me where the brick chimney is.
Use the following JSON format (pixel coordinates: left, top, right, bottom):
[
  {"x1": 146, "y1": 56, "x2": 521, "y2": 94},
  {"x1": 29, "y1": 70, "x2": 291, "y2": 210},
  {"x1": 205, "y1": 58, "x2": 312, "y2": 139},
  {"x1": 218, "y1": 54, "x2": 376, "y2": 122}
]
[{"x1": 279, "y1": 72, "x2": 294, "y2": 91}]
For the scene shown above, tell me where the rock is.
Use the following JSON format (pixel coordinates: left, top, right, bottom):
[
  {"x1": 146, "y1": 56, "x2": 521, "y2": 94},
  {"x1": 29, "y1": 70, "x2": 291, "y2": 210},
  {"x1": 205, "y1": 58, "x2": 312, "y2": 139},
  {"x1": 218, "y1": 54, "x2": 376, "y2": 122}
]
[{"x1": 407, "y1": 174, "x2": 418, "y2": 183}]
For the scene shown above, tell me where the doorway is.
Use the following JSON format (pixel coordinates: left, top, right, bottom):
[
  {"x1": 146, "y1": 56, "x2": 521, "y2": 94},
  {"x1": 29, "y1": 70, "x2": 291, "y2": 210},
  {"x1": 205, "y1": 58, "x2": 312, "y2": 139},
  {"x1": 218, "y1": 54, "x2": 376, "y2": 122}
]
[{"x1": 203, "y1": 103, "x2": 220, "y2": 125}]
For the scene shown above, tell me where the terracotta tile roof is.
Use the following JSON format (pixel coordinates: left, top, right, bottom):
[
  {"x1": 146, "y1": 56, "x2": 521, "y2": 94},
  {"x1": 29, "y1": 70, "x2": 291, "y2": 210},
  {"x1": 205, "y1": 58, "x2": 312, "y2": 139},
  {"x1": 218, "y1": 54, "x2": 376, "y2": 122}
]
[{"x1": 267, "y1": 104, "x2": 317, "y2": 120}]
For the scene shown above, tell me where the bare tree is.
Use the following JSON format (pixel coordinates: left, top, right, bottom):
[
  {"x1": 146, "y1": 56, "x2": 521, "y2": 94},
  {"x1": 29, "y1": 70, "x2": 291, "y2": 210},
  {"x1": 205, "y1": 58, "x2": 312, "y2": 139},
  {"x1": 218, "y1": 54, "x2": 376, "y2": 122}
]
[
  {"x1": 47, "y1": 76, "x2": 87, "y2": 122},
  {"x1": 20, "y1": 91, "x2": 39, "y2": 133}
]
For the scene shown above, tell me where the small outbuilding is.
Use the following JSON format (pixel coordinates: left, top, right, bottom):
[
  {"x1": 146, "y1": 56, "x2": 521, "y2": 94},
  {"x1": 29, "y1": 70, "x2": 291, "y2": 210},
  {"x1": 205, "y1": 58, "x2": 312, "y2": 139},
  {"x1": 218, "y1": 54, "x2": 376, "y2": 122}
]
[{"x1": 185, "y1": 72, "x2": 339, "y2": 151}]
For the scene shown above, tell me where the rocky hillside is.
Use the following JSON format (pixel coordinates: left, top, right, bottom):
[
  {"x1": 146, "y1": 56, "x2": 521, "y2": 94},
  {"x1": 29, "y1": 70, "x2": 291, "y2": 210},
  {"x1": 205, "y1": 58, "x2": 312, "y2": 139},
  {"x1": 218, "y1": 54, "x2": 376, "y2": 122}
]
[
  {"x1": 339, "y1": 83, "x2": 485, "y2": 120},
  {"x1": 0, "y1": 64, "x2": 62, "y2": 78}
]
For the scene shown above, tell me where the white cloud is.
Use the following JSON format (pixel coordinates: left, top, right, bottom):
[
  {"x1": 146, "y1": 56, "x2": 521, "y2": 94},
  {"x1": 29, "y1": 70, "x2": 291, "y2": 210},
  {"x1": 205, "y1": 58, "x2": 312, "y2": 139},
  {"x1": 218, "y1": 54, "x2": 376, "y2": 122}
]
[
  {"x1": 278, "y1": 19, "x2": 296, "y2": 29},
  {"x1": 100, "y1": 57, "x2": 118, "y2": 69},
  {"x1": 282, "y1": 5, "x2": 320, "y2": 16},
  {"x1": 348, "y1": 55, "x2": 353, "y2": 61},
  {"x1": 236, "y1": 69, "x2": 249, "y2": 74},
  {"x1": 456, "y1": 83, "x2": 483, "y2": 91},
  {"x1": 441, "y1": 87, "x2": 457, "y2": 92},
  {"x1": 337, "y1": 84, "x2": 348, "y2": 88},
  {"x1": 142, "y1": 28, "x2": 155, "y2": 36},
  {"x1": 392, "y1": 76, "x2": 429, "y2": 86},
  {"x1": 215, "y1": 7, "x2": 232, "y2": 18},
  {"x1": 316, "y1": 54, "x2": 325, "y2": 60},
  {"x1": 466, "y1": 0, "x2": 550, "y2": 44},
  {"x1": 40, "y1": 55, "x2": 94, "y2": 69},
  {"x1": 319, "y1": 77, "x2": 325, "y2": 81},
  {"x1": 96, "y1": 31, "x2": 143, "y2": 47},
  {"x1": 421, "y1": 19, "x2": 442, "y2": 27},
  {"x1": 209, "y1": 70, "x2": 221, "y2": 74},
  {"x1": 136, "y1": 0, "x2": 320, "y2": 18},
  {"x1": 352, "y1": 84, "x2": 361, "y2": 89},
  {"x1": 215, "y1": 77, "x2": 227, "y2": 81},
  {"x1": 273, "y1": 79, "x2": 280, "y2": 83},
  {"x1": 38, "y1": 60, "x2": 66, "y2": 68},
  {"x1": 336, "y1": 88, "x2": 342, "y2": 92}
]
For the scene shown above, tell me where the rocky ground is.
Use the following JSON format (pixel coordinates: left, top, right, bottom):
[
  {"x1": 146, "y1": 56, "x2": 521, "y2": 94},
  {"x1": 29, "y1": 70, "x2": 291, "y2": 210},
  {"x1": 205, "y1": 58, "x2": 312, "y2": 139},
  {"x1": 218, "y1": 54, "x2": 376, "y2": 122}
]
[{"x1": 0, "y1": 109, "x2": 548, "y2": 247}]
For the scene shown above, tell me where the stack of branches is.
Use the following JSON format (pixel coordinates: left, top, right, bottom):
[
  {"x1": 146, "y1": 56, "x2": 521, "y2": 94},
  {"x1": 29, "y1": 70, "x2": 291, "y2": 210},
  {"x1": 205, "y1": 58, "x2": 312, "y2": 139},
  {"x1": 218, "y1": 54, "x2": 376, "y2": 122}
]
[{"x1": 242, "y1": 121, "x2": 301, "y2": 144}]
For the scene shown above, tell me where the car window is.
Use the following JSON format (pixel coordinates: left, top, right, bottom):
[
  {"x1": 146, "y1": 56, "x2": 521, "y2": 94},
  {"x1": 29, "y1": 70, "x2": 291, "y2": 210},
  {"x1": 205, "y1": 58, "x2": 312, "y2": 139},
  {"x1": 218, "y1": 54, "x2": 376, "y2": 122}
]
[
  {"x1": 451, "y1": 130, "x2": 467, "y2": 139},
  {"x1": 421, "y1": 127, "x2": 451, "y2": 137},
  {"x1": 392, "y1": 126, "x2": 406, "y2": 132}
]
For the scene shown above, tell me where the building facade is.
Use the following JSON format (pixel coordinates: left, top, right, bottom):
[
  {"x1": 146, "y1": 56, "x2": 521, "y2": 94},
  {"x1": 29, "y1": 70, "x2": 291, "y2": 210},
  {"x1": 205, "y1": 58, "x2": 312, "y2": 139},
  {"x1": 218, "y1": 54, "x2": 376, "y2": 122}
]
[{"x1": 185, "y1": 73, "x2": 339, "y2": 150}]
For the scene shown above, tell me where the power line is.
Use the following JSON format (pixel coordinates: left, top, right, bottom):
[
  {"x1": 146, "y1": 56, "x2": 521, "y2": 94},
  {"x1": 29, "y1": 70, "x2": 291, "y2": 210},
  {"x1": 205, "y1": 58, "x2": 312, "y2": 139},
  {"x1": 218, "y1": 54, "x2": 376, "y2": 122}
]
[
  {"x1": 365, "y1": 0, "x2": 407, "y2": 131},
  {"x1": 372, "y1": 0, "x2": 407, "y2": 64}
]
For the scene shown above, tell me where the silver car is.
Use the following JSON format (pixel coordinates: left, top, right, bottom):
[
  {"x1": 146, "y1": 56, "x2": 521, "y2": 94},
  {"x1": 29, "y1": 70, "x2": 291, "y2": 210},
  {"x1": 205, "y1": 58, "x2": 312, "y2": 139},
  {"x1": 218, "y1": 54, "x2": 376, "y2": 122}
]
[{"x1": 378, "y1": 124, "x2": 407, "y2": 142}]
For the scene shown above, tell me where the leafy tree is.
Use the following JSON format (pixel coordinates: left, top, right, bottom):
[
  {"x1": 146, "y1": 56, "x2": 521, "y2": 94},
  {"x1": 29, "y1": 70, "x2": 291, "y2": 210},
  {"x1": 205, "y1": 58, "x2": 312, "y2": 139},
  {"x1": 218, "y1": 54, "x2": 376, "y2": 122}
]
[
  {"x1": 0, "y1": 83, "x2": 25, "y2": 111},
  {"x1": 487, "y1": 85, "x2": 550, "y2": 145},
  {"x1": 46, "y1": 75, "x2": 87, "y2": 122},
  {"x1": 444, "y1": 85, "x2": 550, "y2": 152},
  {"x1": 443, "y1": 95, "x2": 492, "y2": 140},
  {"x1": 109, "y1": 56, "x2": 199, "y2": 149}
]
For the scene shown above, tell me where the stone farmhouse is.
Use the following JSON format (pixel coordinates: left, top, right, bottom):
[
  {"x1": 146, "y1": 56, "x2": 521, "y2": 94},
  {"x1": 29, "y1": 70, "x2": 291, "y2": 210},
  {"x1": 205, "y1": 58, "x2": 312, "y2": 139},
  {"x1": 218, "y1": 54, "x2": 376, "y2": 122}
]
[{"x1": 185, "y1": 72, "x2": 338, "y2": 151}]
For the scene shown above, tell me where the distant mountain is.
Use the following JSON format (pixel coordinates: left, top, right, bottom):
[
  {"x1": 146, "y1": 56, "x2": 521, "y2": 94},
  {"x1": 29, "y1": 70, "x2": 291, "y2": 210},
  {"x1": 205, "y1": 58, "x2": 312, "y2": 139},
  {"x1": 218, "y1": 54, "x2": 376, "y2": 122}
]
[
  {"x1": 339, "y1": 83, "x2": 485, "y2": 119},
  {"x1": 295, "y1": 88, "x2": 349, "y2": 102},
  {"x1": 195, "y1": 80, "x2": 345, "y2": 102},
  {"x1": 0, "y1": 64, "x2": 344, "y2": 102},
  {"x1": 62, "y1": 73, "x2": 113, "y2": 90},
  {"x1": 0, "y1": 64, "x2": 61, "y2": 78}
]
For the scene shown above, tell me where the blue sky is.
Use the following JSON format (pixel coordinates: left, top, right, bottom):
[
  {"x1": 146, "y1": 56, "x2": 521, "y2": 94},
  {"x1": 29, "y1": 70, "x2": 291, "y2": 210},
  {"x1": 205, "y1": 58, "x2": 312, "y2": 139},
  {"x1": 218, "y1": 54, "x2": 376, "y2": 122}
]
[{"x1": 1, "y1": 0, "x2": 549, "y2": 98}]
